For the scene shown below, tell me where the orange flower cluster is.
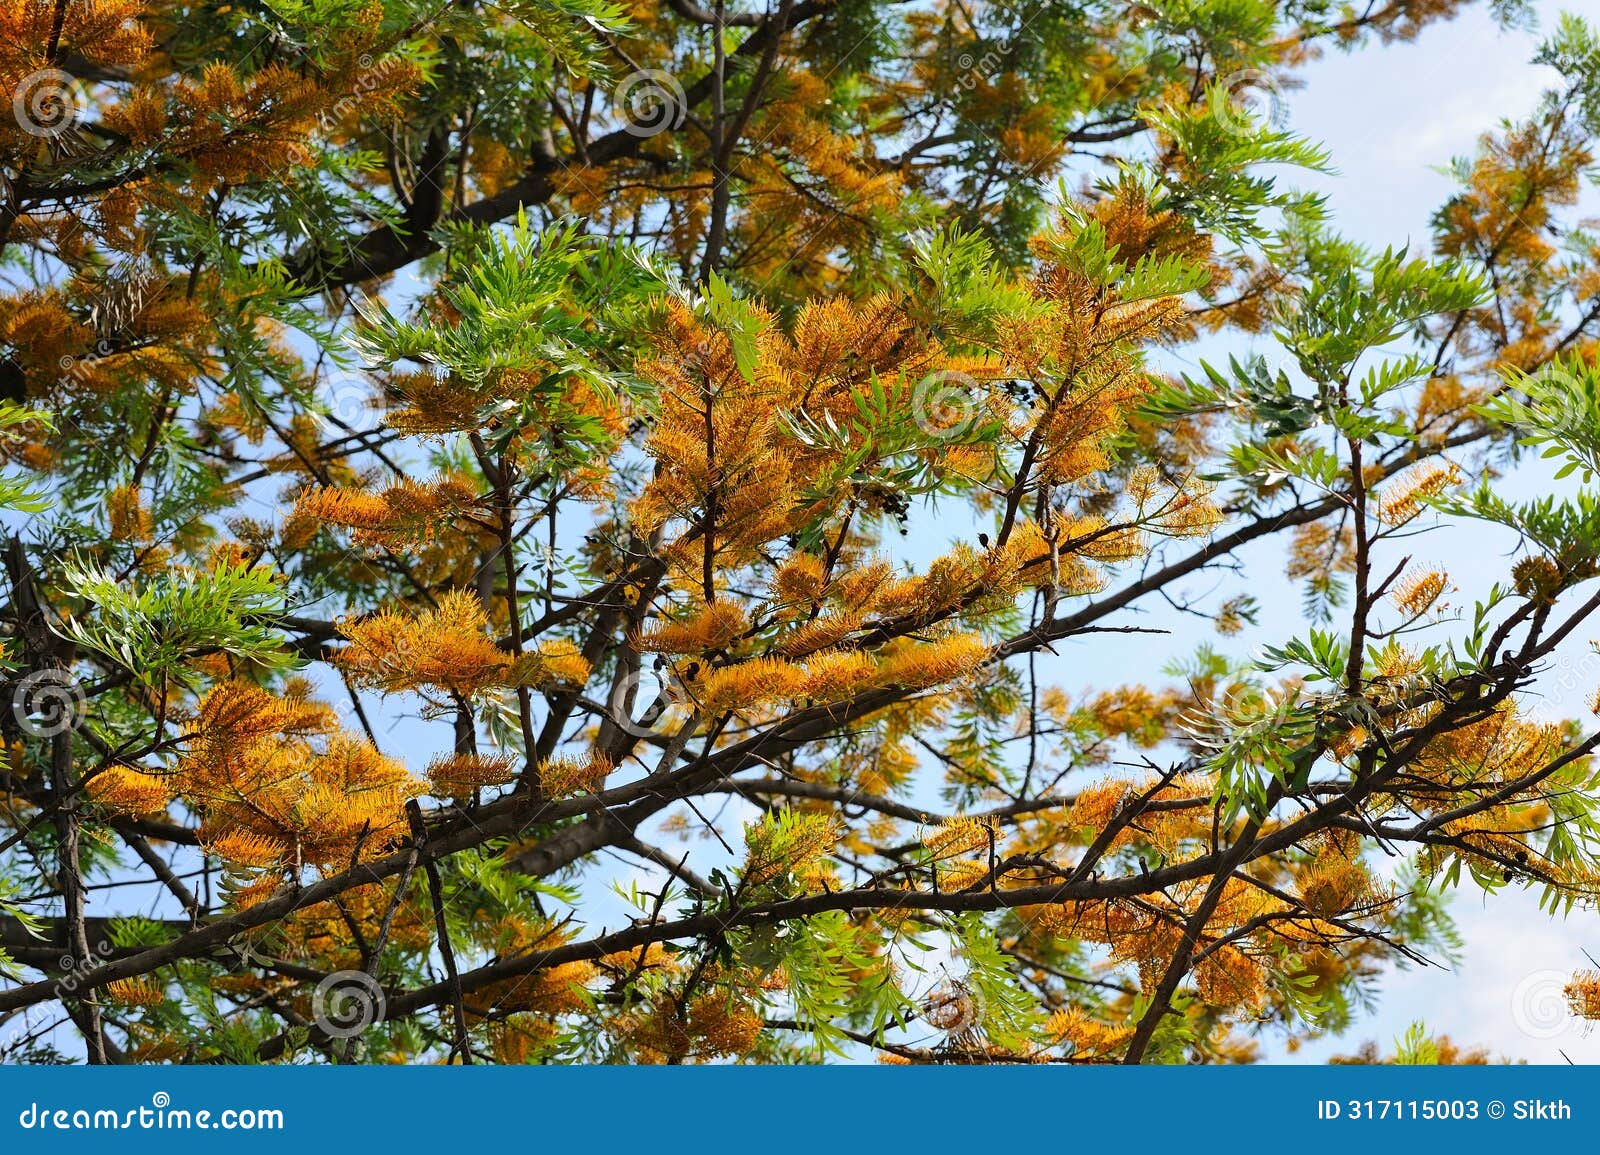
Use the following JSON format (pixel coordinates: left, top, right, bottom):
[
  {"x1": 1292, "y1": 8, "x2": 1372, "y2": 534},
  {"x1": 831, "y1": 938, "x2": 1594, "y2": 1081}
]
[
  {"x1": 297, "y1": 475, "x2": 481, "y2": 548},
  {"x1": 170, "y1": 680, "x2": 421, "y2": 870},
  {"x1": 337, "y1": 591, "x2": 590, "y2": 699}
]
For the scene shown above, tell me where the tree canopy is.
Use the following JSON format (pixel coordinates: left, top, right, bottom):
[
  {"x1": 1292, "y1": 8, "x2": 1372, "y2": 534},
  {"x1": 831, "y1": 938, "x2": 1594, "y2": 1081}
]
[{"x1": 3, "y1": 0, "x2": 1600, "y2": 1064}]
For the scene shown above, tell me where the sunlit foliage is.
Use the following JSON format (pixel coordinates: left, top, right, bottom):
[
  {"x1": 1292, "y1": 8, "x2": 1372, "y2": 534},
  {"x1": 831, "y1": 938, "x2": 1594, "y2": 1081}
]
[{"x1": 3, "y1": 0, "x2": 1600, "y2": 1066}]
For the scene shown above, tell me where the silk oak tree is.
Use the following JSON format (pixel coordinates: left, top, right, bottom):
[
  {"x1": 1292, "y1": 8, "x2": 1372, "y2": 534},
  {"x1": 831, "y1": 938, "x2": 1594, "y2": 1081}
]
[{"x1": 2, "y1": 0, "x2": 1600, "y2": 1065}]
